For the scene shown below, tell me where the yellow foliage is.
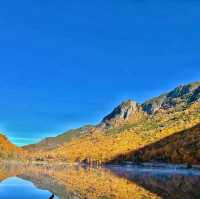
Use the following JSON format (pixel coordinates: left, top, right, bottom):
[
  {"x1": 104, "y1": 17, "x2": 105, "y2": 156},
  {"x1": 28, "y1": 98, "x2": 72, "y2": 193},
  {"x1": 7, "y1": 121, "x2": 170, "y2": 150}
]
[{"x1": 30, "y1": 101, "x2": 200, "y2": 165}]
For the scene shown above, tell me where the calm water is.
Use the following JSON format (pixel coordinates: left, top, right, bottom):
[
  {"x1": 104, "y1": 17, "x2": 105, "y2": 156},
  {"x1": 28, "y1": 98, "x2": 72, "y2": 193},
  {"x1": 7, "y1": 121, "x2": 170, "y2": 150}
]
[
  {"x1": 0, "y1": 177, "x2": 59, "y2": 199},
  {"x1": 1, "y1": 162, "x2": 200, "y2": 199}
]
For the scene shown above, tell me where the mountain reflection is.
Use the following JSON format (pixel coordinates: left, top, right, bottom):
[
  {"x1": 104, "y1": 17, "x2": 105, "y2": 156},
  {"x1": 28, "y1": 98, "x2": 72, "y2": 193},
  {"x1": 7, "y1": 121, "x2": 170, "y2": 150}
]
[{"x1": 1, "y1": 162, "x2": 200, "y2": 199}]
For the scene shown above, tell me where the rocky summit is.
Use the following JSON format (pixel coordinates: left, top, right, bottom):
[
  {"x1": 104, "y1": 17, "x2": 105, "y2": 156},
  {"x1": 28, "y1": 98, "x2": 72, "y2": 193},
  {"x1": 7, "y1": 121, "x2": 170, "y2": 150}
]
[{"x1": 142, "y1": 81, "x2": 200, "y2": 114}]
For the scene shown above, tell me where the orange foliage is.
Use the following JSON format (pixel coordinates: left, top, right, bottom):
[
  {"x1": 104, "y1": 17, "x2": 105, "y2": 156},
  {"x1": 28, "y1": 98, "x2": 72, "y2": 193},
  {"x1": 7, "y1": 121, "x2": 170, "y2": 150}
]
[
  {"x1": 37, "y1": 101, "x2": 200, "y2": 165},
  {"x1": 0, "y1": 134, "x2": 24, "y2": 159}
]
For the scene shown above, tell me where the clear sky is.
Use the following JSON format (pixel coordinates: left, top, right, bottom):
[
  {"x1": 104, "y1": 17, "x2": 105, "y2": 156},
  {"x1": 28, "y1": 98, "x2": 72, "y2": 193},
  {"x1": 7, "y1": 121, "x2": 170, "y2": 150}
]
[{"x1": 0, "y1": 0, "x2": 200, "y2": 146}]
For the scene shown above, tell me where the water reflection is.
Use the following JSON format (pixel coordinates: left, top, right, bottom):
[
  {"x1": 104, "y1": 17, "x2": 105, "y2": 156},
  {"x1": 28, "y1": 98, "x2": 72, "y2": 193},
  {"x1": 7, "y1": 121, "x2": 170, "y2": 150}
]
[
  {"x1": 0, "y1": 162, "x2": 200, "y2": 199},
  {"x1": 0, "y1": 177, "x2": 59, "y2": 199},
  {"x1": 108, "y1": 164, "x2": 200, "y2": 199}
]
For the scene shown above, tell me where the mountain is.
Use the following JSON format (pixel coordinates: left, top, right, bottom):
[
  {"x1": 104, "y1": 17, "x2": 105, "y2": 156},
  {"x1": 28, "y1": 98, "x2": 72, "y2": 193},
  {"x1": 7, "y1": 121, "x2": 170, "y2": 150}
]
[
  {"x1": 24, "y1": 100, "x2": 145, "y2": 152},
  {"x1": 0, "y1": 134, "x2": 23, "y2": 159},
  {"x1": 25, "y1": 81, "x2": 200, "y2": 165},
  {"x1": 49, "y1": 100, "x2": 200, "y2": 164},
  {"x1": 101, "y1": 81, "x2": 200, "y2": 122}
]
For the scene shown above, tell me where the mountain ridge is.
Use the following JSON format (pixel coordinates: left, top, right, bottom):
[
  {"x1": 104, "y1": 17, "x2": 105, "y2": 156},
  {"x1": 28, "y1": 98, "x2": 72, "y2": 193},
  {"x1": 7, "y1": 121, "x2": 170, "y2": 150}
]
[
  {"x1": 24, "y1": 80, "x2": 200, "y2": 153},
  {"x1": 142, "y1": 81, "x2": 200, "y2": 114},
  {"x1": 46, "y1": 100, "x2": 200, "y2": 164}
]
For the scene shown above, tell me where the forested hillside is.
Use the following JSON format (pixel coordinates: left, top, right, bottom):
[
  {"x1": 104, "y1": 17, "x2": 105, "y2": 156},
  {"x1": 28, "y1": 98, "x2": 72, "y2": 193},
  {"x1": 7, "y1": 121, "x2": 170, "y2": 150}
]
[
  {"x1": 26, "y1": 81, "x2": 200, "y2": 165},
  {"x1": 0, "y1": 134, "x2": 23, "y2": 159}
]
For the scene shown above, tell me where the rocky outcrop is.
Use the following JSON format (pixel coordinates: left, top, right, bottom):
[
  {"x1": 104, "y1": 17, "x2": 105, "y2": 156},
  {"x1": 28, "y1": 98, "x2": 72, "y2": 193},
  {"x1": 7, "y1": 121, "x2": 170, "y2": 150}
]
[
  {"x1": 100, "y1": 100, "x2": 144, "y2": 128},
  {"x1": 142, "y1": 81, "x2": 200, "y2": 114},
  {"x1": 100, "y1": 81, "x2": 200, "y2": 127},
  {"x1": 102, "y1": 100, "x2": 139, "y2": 121}
]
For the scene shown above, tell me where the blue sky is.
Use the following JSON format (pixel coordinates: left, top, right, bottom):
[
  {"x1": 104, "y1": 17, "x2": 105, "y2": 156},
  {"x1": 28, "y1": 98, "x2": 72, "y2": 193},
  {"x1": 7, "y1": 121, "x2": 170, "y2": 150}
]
[{"x1": 0, "y1": 0, "x2": 200, "y2": 146}]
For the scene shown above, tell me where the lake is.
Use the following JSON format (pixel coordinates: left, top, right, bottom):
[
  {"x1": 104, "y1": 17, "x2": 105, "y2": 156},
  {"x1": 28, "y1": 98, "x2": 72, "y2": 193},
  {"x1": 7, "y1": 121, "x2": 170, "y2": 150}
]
[
  {"x1": 0, "y1": 162, "x2": 200, "y2": 199},
  {"x1": 0, "y1": 177, "x2": 59, "y2": 199}
]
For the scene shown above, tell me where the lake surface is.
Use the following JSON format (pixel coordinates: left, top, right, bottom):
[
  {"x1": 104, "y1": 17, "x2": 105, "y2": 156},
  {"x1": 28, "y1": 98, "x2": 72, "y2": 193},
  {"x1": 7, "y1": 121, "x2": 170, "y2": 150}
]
[
  {"x1": 0, "y1": 177, "x2": 59, "y2": 199},
  {"x1": 0, "y1": 162, "x2": 200, "y2": 199}
]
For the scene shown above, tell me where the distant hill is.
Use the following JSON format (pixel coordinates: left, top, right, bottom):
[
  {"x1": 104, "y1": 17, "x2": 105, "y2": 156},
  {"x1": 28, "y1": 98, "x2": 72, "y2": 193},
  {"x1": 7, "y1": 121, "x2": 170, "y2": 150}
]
[
  {"x1": 23, "y1": 125, "x2": 95, "y2": 151},
  {"x1": 24, "y1": 80, "x2": 200, "y2": 165}
]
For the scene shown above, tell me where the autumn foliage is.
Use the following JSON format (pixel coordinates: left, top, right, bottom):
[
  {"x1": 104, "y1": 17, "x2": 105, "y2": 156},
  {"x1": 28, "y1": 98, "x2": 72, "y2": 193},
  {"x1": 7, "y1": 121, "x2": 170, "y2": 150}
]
[
  {"x1": 0, "y1": 134, "x2": 23, "y2": 159},
  {"x1": 28, "y1": 101, "x2": 200, "y2": 165}
]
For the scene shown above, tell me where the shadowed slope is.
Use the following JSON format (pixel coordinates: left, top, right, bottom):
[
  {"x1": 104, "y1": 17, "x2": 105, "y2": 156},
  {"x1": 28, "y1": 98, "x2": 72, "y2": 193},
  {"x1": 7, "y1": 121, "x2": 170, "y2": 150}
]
[{"x1": 108, "y1": 123, "x2": 200, "y2": 165}]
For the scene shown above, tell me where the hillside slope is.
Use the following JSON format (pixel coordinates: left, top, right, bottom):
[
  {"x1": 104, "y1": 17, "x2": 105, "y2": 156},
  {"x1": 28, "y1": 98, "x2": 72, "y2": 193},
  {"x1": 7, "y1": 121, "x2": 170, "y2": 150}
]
[
  {"x1": 24, "y1": 125, "x2": 95, "y2": 151},
  {"x1": 0, "y1": 134, "x2": 23, "y2": 159},
  {"x1": 41, "y1": 101, "x2": 199, "y2": 164},
  {"x1": 117, "y1": 123, "x2": 200, "y2": 165},
  {"x1": 26, "y1": 81, "x2": 200, "y2": 165}
]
